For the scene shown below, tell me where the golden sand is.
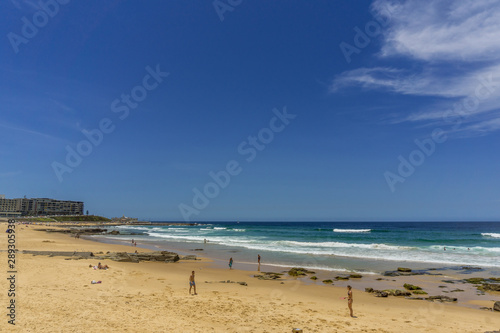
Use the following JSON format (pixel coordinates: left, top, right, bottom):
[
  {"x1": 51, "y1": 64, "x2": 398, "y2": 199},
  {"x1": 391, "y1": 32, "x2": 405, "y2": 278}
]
[{"x1": 1, "y1": 223, "x2": 499, "y2": 332}]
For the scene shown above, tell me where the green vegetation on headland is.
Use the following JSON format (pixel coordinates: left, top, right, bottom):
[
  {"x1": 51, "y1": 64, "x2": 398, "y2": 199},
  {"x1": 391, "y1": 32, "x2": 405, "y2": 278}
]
[
  {"x1": 53, "y1": 215, "x2": 110, "y2": 222},
  {"x1": 18, "y1": 217, "x2": 56, "y2": 222},
  {"x1": 18, "y1": 215, "x2": 110, "y2": 222}
]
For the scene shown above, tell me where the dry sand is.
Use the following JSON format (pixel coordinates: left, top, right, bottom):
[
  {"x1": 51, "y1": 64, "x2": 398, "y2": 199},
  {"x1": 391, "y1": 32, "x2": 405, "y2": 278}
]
[{"x1": 1, "y1": 223, "x2": 499, "y2": 332}]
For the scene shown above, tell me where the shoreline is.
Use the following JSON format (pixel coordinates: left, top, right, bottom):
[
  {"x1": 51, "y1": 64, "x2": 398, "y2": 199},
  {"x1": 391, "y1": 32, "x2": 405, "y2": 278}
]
[
  {"x1": 2, "y1": 222, "x2": 500, "y2": 332},
  {"x1": 87, "y1": 229, "x2": 500, "y2": 310}
]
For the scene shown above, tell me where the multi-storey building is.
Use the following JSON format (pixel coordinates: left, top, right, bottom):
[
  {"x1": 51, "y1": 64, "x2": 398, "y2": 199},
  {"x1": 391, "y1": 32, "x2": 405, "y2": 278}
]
[
  {"x1": 0, "y1": 195, "x2": 84, "y2": 217},
  {"x1": 0, "y1": 197, "x2": 22, "y2": 217}
]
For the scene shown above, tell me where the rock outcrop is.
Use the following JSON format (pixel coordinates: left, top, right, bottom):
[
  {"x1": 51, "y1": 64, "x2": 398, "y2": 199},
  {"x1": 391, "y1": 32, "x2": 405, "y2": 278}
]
[
  {"x1": 253, "y1": 272, "x2": 283, "y2": 280},
  {"x1": 427, "y1": 295, "x2": 457, "y2": 302},
  {"x1": 494, "y1": 301, "x2": 500, "y2": 312},
  {"x1": 288, "y1": 268, "x2": 315, "y2": 277},
  {"x1": 96, "y1": 251, "x2": 179, "y2": 263}
]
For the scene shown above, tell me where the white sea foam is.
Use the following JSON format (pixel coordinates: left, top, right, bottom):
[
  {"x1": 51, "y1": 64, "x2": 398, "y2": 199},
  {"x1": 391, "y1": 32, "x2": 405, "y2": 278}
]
[
  {"x1": 115, "y1": 226, "x2": 151, "y2": 231},
  {"x1": 429, "y1": 245, "x2": 500, "y2": 253},
  {"x1": 333, "y1": 228, "x2": 371, "y2": 233},
  {"x1": 482, "y1": 233, "x2": 500, "y2": 238},
  {"x1": 96, "y1": 231, "x2": 500, "y2": 268},
  {"x1": 233, "y1": 229, "x2": 246, "y2": 232},
  {"x1": 214, "y1": 227, "x2": 227, "y2": 230},
  {"x1": 279, "y1": 240, "x2": 413, "y2": 251},
  {"x1": 167, "y1": 228, "x2": 188, "y2": 232}
]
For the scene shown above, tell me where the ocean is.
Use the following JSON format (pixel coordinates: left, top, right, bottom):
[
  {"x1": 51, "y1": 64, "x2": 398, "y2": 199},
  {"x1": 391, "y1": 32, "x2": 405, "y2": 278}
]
[{"x1": 94, "y1": 221, "x2": 500, "y2": 275}]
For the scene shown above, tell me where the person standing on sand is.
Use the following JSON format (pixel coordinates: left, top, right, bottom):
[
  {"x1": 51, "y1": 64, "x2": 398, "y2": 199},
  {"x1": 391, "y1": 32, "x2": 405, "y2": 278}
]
[
  {"x1": 229, "y1": 257, "x2": 233, "y2": 269},
  {"x1": 258, "y1": 254, "x2": 261, "y2": 264},
  {"x1": 189, "y1": 271, "x2": 197, "y2": 295},
  {"x1": 346, "y1": 285, "x2": 354, "y2": 317}
]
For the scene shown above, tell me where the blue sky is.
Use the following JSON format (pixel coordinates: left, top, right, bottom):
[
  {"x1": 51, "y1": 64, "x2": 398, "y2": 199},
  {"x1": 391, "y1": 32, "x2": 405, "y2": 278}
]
[{"x1": 1, "y1": 0, "x2": 499, "y2": 221}]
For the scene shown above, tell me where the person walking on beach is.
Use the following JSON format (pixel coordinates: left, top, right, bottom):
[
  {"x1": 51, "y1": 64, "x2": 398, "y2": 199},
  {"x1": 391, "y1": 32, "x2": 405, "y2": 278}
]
[
  {"x1": 229, "y1": 257, "x2": 233, "y2": 269},
  {"x1": 189, "y1": 271, "x2": 197, "y2": 295},
  {"x1": 346, "y1": 285, "x2": 354, "y2": 317},
  {"x1": 258, "y1": 254, "x2": 261, "y2": 264}
]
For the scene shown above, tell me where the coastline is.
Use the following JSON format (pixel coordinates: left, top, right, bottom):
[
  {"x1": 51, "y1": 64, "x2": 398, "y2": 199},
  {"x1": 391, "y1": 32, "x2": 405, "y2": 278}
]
[
  {"x1": 88, "y1": 227, "x2": 500, "y2": 310},
  {"x1": 2, "y1": 222, "x2": 500, "y2": 332}
]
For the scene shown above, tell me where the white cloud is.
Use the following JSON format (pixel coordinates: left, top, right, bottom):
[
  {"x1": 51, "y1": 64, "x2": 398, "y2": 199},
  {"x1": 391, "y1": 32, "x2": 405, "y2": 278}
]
[
  {"x1": 372, "y1": 0, "x2": 500, "y2": 62},
  {"x1": 332, "y1": 0, "x2": 500, "y2": 136}
]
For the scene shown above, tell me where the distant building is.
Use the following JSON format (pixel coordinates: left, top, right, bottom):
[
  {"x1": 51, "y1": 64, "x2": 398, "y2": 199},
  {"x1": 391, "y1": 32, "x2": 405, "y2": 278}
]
[
  {"x1": 111, "y1": 215, "x2": 140, "y2": 224},
  {"x1": 0, "y1": 195, "x2": 84, "y2": 217},
  {"x1": 0, "y1": 198, "x2": 22, "y2": 217}
]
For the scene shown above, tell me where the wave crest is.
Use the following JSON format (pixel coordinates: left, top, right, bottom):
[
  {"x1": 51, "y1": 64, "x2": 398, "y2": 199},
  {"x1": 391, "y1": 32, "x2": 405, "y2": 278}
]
[
  {"x1": 333, "y1": 228, "x2": 371, "y2": 233},
  {"x1": 482, "y1": 233, "x2": 500, "y2": 239}
]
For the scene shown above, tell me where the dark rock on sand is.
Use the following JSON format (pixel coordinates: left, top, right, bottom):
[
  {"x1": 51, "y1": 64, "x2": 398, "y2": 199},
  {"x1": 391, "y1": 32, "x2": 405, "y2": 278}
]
[
  {"x1": 335, "y1": 276, "x2": 349, "y2": 280},
  {"x1": 365, "y1": 288, "x2": 374, "y2": 293},
  {"x1": 22, "y1": 250, "x2": 94, "y2": 258},
  {"x1": 349, "y1": 274, "x2": 363, "y2": 279},
  {"x1": 253, "y1": 272, "x2": 283, "y2": 280},
  {"x1": 450, "y1": 288, "x2": 465, "y2": 292},
  {"x1": 375, "y1": 291, "x2": 388, "y2": 297},
  {"x1": 428, "y1": 295, "x2": 457, "y2": 302},
  {"x1": 310, "y1": 276, "x2": 318, "y2": 280},
  {"x1": 465, "y1": 277, "x2": 486, "y2": 284},
  {"x1": 108, "y1": 230, "x2": 120, "y2": 235},
  {"x1": 404, "y1": 283, "x2": 422, "y2": 291},
  {"x1": 480, "y1": 284, "x2": 500, "y2": 292},
  {"x1": 394, "y1": 290, "x2": 412, "y2": 296},
  {"x1": 322, "y1": 279, "x2": 333, "y2": 284},
  {"x1": 494, "y1": 301, "x2": 500, "y2": 312},
  {"x1": 180, "y1": 255, "x2": 198, "y2": 260},
  {"x1": 105, "y1": 252, "x2": 139, "y2": 263},
  {"x1": 384, "y1": 268, "x2": 442, "y2": 277},
  {"x1": 461, "y1": 266, "x2": 482, "y2": 270},
  {"x1": 288, "y1": 268, "x2": 315, "y2": 276},
  {"x1": 97, "y1": 251, "x2": 179, "y2": 263}
]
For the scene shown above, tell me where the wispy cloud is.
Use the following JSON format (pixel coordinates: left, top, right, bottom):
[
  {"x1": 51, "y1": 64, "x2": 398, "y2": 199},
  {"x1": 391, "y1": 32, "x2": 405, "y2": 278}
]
[
  {"x1": 0, "y1": 122, "x2": 64, "y2": 142},
  {"x1": 373, "y1": 0, "x2": 500, "y2": 62},
  {"x1": 332, "y1": 0, "x2": 500, "y2": 136},
  {"x1": 448, "y1": 116, "x2": 500, "y2": 138},
  {"x1": 0, "y1": 171, "x2": 23, "y2": 178}
]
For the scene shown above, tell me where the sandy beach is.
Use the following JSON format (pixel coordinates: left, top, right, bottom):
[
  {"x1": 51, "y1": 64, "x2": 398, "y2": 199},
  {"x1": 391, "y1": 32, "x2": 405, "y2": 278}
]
[{"x1": 1, "y1": 222, "x2": 500, "y2": 333}]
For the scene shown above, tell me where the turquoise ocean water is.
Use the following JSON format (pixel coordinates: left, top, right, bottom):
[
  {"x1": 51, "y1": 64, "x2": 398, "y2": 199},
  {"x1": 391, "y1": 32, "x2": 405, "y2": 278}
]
[{"x1": 94, "y1": 222, "x2": 500, "y2": 274}]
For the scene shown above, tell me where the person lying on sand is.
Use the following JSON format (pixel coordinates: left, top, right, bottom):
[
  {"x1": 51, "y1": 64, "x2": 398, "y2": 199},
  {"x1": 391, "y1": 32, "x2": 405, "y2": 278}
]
[{"x1": 97, "y1": 262, "x2": 109, "y2": 270}]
